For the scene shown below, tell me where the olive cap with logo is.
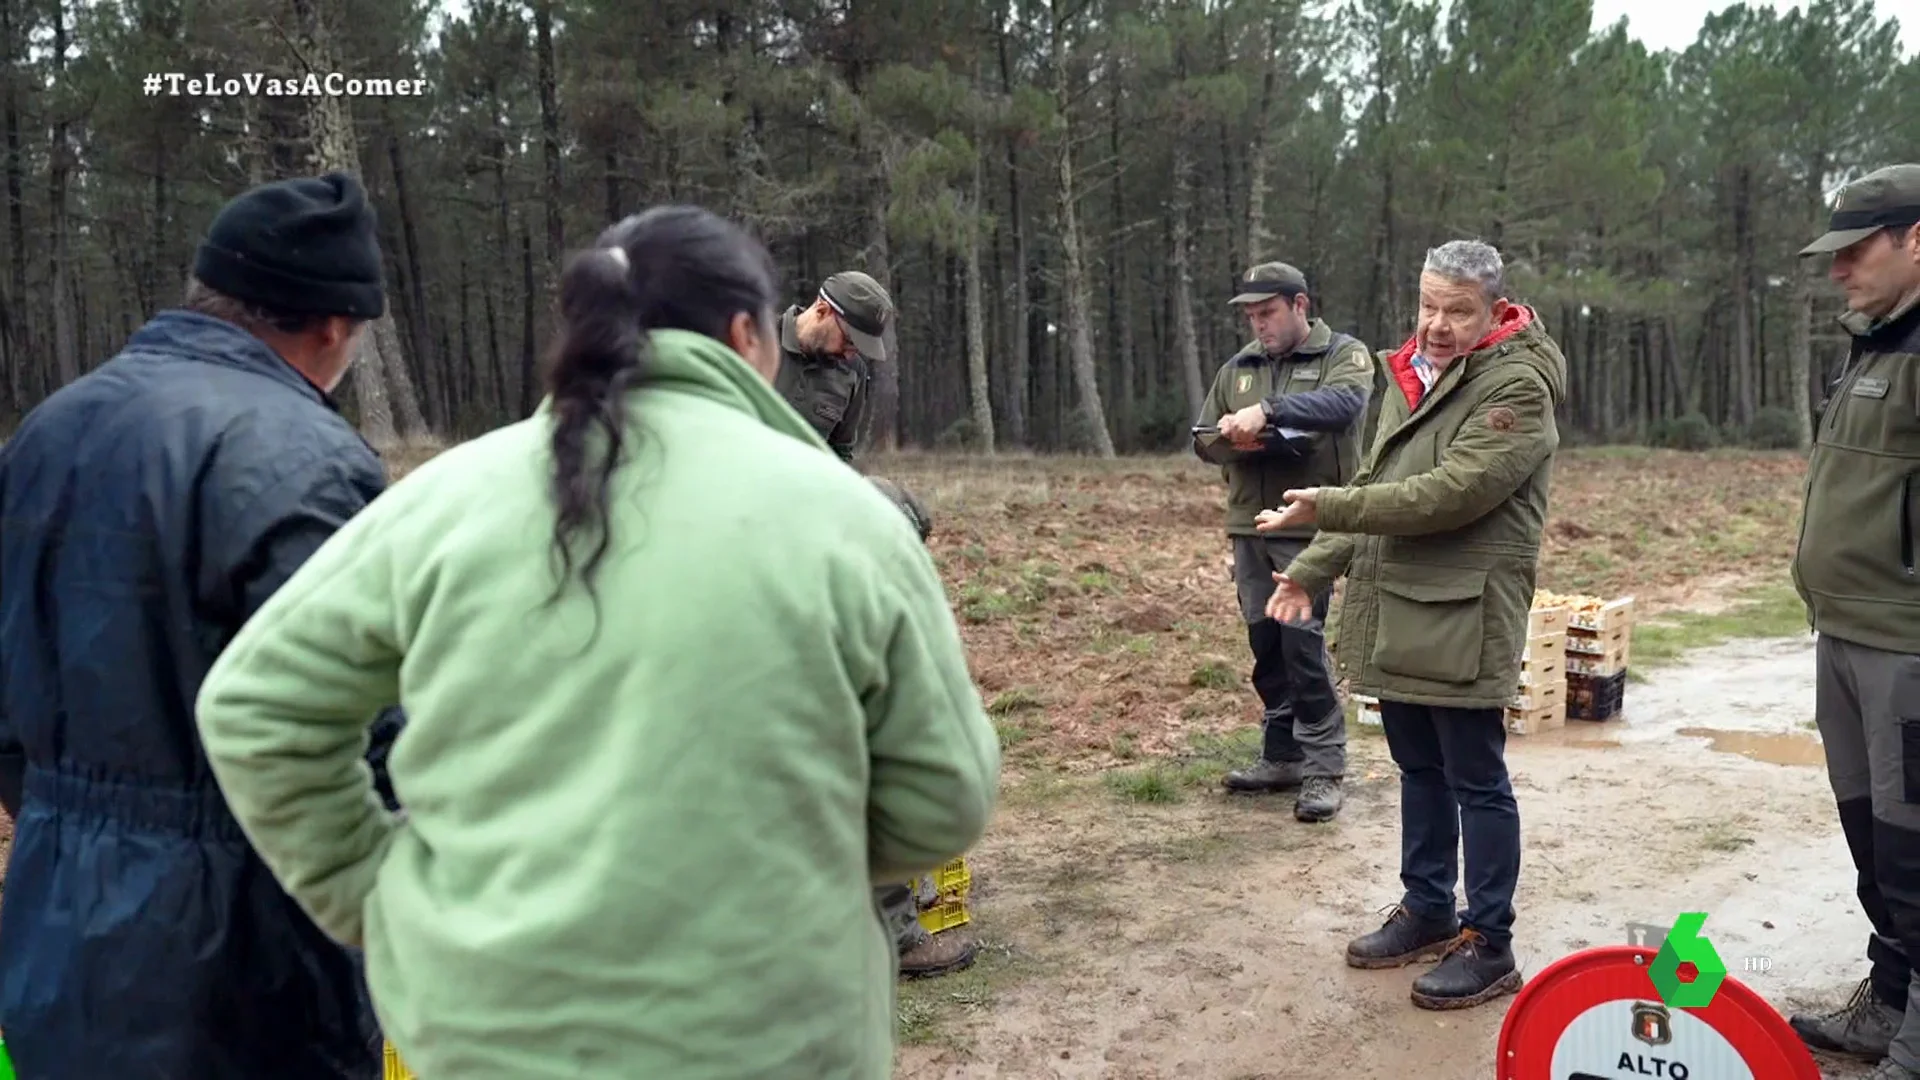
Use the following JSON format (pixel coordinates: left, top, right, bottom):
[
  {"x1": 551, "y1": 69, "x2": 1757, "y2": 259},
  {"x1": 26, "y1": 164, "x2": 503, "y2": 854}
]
[
  {"x1": 1228, "y1": 262, "x2": 1309, "y2": 306},
  {"x1": 819, "y1": 270, "x2": 894, "y2": 363},
  {"x1": 1800, "y1": 163, "x2": 1920, "y2": 255}
]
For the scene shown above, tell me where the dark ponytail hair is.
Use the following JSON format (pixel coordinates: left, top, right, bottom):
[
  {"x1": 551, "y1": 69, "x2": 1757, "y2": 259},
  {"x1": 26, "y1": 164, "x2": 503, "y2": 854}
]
[{"x1": 544, "y1": 204, "x2": 780, "y2": 601}]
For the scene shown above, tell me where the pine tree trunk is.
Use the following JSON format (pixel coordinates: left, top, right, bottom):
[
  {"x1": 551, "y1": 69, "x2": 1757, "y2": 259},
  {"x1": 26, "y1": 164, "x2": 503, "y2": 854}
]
[
  {"x1": 288, "y1": 0, "x2": 428, "y2": 447},
  {"x1": 965, "y1": 92, "x2": 995, "y2": 454},
  {"x1": 534, "y1": 0, "x2": 564, "y2": 270},
  {"x1": 1050, "y1": 0, "x2": 1114, "y2": 457},
  {"x1": 1171, "y1": 138, "x2": 1206, "y2": 424},
  {"x1": 48, "y1": 0, "x2": 77, "y2": 387}
]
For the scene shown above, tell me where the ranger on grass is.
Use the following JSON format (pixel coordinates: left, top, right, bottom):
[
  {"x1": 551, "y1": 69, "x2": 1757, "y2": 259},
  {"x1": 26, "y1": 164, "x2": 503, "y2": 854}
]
[
  {"x1": 1192, "y1": 261, "x2": 1375, "y2": 823},
  {"x1": 1785, "y1": 162, "x2": 1920, "y2": 1080},
  {"x1": 774, "y1": 270, "x2": 886, "y2": 463},
  {"x1": 774, "y1": 270, "x2": 979, "y2": 980}
]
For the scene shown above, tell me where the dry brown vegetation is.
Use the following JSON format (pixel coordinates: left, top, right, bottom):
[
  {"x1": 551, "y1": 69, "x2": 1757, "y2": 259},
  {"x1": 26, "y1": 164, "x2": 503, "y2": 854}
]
[{"x1": 861, "y1": 446, "x2": 1809, "y2": 768}]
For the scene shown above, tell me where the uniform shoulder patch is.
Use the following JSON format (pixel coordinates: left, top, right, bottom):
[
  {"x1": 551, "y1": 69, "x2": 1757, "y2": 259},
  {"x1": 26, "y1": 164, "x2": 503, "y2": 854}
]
[
  {"x1": 1353, "y1": 348, "x2": 1371, "y2": 371},
  {"x1": 1487, "y1": 406, "x2": 1517, "y2": 432}
]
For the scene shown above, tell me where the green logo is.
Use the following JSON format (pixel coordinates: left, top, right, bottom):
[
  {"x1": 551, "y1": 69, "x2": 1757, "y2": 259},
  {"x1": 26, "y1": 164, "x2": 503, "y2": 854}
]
[{"x1": 1648, "y1": 911, "x2": 1728, "y2": 1008}]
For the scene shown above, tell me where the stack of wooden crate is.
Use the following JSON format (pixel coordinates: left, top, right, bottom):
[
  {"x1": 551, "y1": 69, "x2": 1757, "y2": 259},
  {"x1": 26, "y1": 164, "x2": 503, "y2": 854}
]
[
  {"x1": 1565, "y1": 596, "x2": 1635, "y2": 720},
  {"x1": 1507, "y1": 601, "x2": 1569, "y2": 734}
]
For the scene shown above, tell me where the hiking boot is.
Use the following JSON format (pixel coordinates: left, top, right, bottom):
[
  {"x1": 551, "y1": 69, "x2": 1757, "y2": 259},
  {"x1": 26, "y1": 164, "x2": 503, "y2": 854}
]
[
  {"x1": 1346, "y1": 904, "x2": 1460, "y2": 969},
  {"x1": 1791, "y1": 977, "x2": 1902, "y2": 1058},
  {"x1": 1223, "y1": 758, "x2": 1303, "y2": 793},
  {"x1": 1410, "y1": 928, "x2": 1523, "y2": 1010},
  {"x1": 899, "y1": 933, "x2": 978, "y2": 980},
  {"x1": 1295, "y1": 776, "x2": 1343, "y2": 822},
  {"x1": 1869, "y1": 1059, "x2": 1920, "y2": 1080}
]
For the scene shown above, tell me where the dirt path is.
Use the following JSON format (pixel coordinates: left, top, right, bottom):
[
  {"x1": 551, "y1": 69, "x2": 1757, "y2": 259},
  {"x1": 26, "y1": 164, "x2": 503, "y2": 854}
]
[{"x1": 897, "y1": 635, "x2": 1876, "y2": 1079}]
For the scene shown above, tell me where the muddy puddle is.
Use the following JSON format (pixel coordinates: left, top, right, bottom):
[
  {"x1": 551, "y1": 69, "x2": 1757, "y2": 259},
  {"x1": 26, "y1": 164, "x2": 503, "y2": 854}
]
[
  {"x1": 1536, "y1": 720, "x2": 1825, "y2": 767},
  {"x1": 1675, "y1": 726, "x2": 1826, "y2": 766}
]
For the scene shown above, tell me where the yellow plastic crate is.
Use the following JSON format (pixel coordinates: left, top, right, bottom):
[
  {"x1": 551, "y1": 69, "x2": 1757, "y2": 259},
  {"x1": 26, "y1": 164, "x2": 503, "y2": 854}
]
[
  {"x1": 932, "y1": 857, "x2": 970, "y2": 896},
  {"x1": 917, "y1": 894, "x2": 971, "y2": 934},
  {"x1": 384, "y1": 1042, "x2": 414, "y2": 1080}
]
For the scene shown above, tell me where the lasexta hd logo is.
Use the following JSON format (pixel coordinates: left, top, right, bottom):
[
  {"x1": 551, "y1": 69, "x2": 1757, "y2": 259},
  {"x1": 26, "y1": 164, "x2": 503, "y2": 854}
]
[{"x1": 1648, "y1": 911, "x2": 1728, "y2": 1008}]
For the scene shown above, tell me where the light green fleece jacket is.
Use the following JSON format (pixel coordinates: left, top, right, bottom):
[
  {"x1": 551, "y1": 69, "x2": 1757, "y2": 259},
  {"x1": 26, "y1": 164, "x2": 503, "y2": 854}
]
[{"x1": 194, "y1": 329, "x2": 1001, "y2": 1080}]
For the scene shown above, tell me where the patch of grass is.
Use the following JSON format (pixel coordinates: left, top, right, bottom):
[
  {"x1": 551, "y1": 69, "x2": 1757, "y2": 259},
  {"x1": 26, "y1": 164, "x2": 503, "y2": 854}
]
[
  {"x1": 1630, "y1": 583, "x2": 1808, "y2": 668},
  {"x1": 987, "y1": 688, "x2": 1043, "y2": 716},
  {"x1": 1104, "y1": 765, "x2": 1183, "y2": 803},
  {"x1": 1188, "y1": 659, "x2": 1238, "y2": 691},
  {"x1": 894, "y1": 936, "x2": 1026, "y2": 1046},
  {"x1": 957, "y1": 583, "x2": 1034, "y2": 623},
  {"x1": 993, "y1": 719, "x2": 1032, "y2": 749},
  {"x1": 1076, "y1": 569, "x2": 1118, "y2": 593}
]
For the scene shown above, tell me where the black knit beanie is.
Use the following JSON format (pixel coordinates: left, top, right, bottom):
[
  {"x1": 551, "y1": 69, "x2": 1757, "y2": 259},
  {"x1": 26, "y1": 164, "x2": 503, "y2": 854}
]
[{"x1": 192, "y1": 171, "x2": 385, "y2": 319}]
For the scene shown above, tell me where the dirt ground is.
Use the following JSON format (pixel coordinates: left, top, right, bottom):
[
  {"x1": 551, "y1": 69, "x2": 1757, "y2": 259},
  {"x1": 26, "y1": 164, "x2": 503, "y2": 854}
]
[
  {"x1": 874, "y1": 448, "x2": 1872, "y2": 1078},
  {"x1": 892, "y1": 636, "x2": 1873, "y2": 1078},
  {"x1": 0, "y1": 447, "x2": 1862, "y2": 1076}
]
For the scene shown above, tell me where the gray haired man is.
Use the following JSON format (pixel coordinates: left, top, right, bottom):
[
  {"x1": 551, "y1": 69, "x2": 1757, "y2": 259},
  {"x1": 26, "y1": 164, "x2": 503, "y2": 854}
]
[{"x1": 1259, "y1": 240, "x2": 1566, "y2": 1010}]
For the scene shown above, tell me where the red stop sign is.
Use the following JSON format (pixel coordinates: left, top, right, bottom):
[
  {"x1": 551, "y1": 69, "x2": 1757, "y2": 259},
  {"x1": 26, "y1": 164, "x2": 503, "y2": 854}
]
[{"x1": 1495, "y1": 946, "x2": 1820, "y2": 1079}]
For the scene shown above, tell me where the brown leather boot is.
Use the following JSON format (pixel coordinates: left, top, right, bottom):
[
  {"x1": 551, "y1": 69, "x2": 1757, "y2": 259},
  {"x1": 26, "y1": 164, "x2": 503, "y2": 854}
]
[{"x1": 899, "y1": 933, "x2": 978, "y2": 979}]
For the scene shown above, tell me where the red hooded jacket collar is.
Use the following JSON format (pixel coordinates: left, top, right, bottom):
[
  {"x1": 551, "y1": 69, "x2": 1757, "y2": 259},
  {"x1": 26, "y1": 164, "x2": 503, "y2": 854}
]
[{"x1": 1385, "y1": 303, "x2": 1536, "y2": 410}]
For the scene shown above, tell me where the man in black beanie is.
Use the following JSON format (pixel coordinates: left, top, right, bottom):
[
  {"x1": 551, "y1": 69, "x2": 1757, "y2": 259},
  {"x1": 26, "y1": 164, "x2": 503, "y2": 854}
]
[{"x1": 0, "y1": 171, "x2": 395, "y2": 1079}]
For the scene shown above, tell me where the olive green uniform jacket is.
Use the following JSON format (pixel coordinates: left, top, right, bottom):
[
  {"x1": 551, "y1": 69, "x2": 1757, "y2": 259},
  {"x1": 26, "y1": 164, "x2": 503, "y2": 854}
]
[
  {"x1": 1192, "y1": 319, "x2": 1376, "y2": 537},
  {"x1": 1285, "y1": 306, "x2": 1569, "y2": 710},
  {"x1": 1791, "y1": 295, "x2": 1920, "y2": 654},
  {"x1": 774, "y1": 307, "x2": 869, "y2": 463}
]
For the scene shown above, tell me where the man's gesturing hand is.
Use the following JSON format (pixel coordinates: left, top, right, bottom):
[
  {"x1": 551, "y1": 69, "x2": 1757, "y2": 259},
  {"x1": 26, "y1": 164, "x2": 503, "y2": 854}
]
[
  {"x1": 1267, "y1": 572, "x2": 1312, "y2": 624},
  {"x1": 1255, "y1": 488, "x2": 1320, "y2": 533}
]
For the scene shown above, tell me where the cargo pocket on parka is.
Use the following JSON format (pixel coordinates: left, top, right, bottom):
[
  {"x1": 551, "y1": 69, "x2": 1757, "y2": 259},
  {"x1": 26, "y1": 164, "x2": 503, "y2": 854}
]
[{"x1": 1370, "y1": 563, "x2": 1489, "y2": 684}]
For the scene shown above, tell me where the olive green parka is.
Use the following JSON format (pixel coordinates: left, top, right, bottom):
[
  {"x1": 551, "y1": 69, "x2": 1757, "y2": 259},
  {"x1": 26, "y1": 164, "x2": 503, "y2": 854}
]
[{"x1": 1284, "y1": 305, "x2": 1568, "y2": 710}]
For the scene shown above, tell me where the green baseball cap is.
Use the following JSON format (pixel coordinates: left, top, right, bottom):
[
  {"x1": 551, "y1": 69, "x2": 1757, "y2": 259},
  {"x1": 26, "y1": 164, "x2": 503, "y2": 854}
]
[
  {"x1": 1229, "y1": 262, "x2": 1309, "y2": 306},
  {"x1": 1801, "y1": 163, "x2": 1920, "y2": 255},
  {"x1": 820, "y1": 270, "x2": 894, "y2": 362}
]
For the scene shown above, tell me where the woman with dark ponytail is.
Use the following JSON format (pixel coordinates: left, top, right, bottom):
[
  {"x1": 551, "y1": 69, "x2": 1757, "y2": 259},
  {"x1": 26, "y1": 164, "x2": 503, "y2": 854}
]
[{"x1": 193, "y1": 204, "x2": 1003, "y2": 1079}]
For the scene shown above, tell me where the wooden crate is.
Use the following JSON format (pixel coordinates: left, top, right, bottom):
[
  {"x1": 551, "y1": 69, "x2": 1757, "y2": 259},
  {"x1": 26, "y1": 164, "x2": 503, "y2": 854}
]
[
  {"x1": 1567, "y1": 596, "x2": 1635, "y2": 635},
  {"x1": 1506, "y1": 700, "x2": 1566, "y2": 735},
  {"x1": 1567, "y1": 623, "x2": 1629, "y2": 652},
  {"x1": 1566, "y1": 640, "x2": 1630, "y2": 676},
  {"x1": 1518, "y1": 640, "x2": 1565, "y2": 687},
  {"x1": 1511, "y1": 676, "x2": 1565, "y2": 712},
  {"x1": 1527, "y1": 605, "x2": 1569, "y2": 637},
  {"x1": 1521, "y1": 631, "x2": 1565, "y2": 660}
]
